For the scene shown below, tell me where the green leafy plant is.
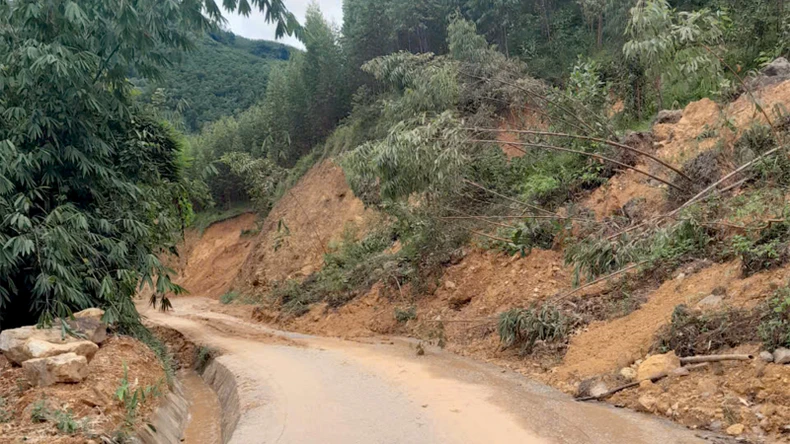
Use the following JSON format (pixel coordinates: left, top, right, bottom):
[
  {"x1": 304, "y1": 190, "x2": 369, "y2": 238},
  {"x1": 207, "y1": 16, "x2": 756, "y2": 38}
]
[
  {"x1": 498, "y1": 219, "x2": 563, "y2": 257},
  {"x1": 497, "y1": 305, "x2": 572, "y2": 353},
  {"x1": 116, "y1": 362, "x2": 162, "y2": 429},
  {"x1": 53, "y1": 409, "x2": 79, "y2": 435},
  {"x1": 30, "y1": 399, "x2": 49, "y2": 423},
  {"x1": 759, "y1": 287, "x2": 790, "y2": 351}
]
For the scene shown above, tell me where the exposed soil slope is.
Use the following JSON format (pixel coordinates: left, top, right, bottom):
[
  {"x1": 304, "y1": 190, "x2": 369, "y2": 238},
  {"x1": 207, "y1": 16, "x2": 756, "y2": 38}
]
[
  {"x1": 234, "y1": 160, "x2": 371, "y2": 292},
  {"x1": 177, "y1": 212, "x2": 257, "y2": 298}
]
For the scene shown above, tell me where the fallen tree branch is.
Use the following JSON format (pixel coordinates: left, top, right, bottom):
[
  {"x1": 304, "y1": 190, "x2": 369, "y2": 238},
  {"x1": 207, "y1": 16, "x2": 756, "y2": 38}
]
[
  {"x1": 679, "y1": 354, "x2": 753, "y2": 365},
  {"x1": 555, "y1": 262, "x2": 649, "y2": 301},
  {"x1": 470, "y1": 230, "x2": 513, "y2": 244},
  {"x1": 467, "y1": 138, "x2": 686, "y2": 192},
  {"x1": 577, "y1": 363, "x2": 709, "y2": 402},
  {"x1": 463, "y1": 179, "x2": 558, "y2": 217},
  {"x1": 462, "y1": 127, "x2": 692, "y2": 182}
]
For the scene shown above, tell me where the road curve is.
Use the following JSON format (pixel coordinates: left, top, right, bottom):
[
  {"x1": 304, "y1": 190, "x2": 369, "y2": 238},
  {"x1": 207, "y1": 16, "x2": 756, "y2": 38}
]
[{"x1": 140, "y1": 298, "x2": 713, "y2": 444}]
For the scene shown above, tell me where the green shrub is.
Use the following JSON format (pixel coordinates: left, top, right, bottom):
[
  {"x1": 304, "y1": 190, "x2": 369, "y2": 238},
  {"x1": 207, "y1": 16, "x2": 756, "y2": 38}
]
[
  {"x1": 760, "y1": 287, "x2": 790, "y2": 351},
  {"x1": 497, "y1": 305, "x2": 571, "y2": 353},
  {"x1": 53, "y1": 409, "x2": 79, "y2": 434},
  {"x1": 497, "y1": 219, "x2": 564, "y2": 257},
  {"x1": 394, "y1": 306, "x2": 417, "y2": 323},
  {"x1": 732, "y1": 221, "x2": 790, "y2": 276},
  {"x1": 30, "y1": 399, "x2": 49, "y2": 423}
]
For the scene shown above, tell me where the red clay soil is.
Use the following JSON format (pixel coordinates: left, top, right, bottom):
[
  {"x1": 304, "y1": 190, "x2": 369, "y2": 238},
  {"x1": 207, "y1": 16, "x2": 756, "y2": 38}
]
[
  {"x1": 234, "y1": 160, "x2": 372, "y2": 293},
  {"x1": 177, "y1": 212, "x2": 257, "y2": 299},
  {"x1": 0, "y1": 336, "x2": 166, "y2": 444}
]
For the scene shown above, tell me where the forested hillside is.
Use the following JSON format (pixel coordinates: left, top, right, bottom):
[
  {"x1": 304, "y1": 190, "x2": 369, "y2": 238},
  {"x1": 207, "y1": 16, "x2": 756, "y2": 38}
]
[{"x1": 134, "y1": 31, "x2": 294, "y2": 132}]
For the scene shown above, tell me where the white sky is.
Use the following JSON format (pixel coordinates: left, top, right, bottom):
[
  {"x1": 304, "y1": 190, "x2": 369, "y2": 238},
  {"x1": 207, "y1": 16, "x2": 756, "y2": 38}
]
[{"x1": 224, "y1": 0, "x2": 344, "y2": 49}]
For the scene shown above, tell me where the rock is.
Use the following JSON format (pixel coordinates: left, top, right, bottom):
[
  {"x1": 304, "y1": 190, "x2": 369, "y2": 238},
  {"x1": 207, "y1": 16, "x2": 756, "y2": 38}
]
[
  {"x1": 638, "y1": 394, "x2": 658, "y2": 413},
  {"x1": 637, "y1": 352, "x2": 681, "y2": 381},
  {"x1": 620, "y1": 367, "x2": 638, "y2": 381},
  {"x1": 73, "y1": 308, "x2": 104, "y2": 321},
  {"x1": 448, "y1": 294, "x2": 472, "y2": 310},
  {"x1": 22, "y1": 353, "x2": 89, "y2": 386},
  {"x1": 759, "y1": 351, "x2": 774, "y2": 363},
  {"x1": 726, "y1": 423, "x2": 745, "y2": 436},
  {"x1": 66, "y1": 316, "x2": 107, "y2": 345},
  {"x1": 745, "y1": 57, "x2": 790, "y2": 91},
  {"x1": 655, "y1": 110, "x2": 683, "y2": 125},
  {"x1": 639, "y1": 379, "x2": 655, "y2": 390},
  {"x1": 773, "y1": 348, "x2": 790, "y2": 364},
  {"x1": 22, "y1": 338, "x2": 98, "y2": 362},
  {"x1": 697, "y1": 294, "x2": 724, "y2": 309},
  {"x1": 444, "y1": 281, "x2": 457, "y2": 290},
  {"x1": 576, "y1": 378, "x2": 608, "y2": 398},
  {"x1": 671, "y1": 366, "x2": 690, "y2": 377},
  {"x1": 0, "y1": 326, "x2": 82, "y2": 365}
]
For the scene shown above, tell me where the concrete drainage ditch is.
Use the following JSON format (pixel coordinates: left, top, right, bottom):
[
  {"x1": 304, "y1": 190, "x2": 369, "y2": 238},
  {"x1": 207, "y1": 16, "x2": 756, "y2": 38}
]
[{"x1": 135, "y1": 327, "x2": 235, "y2": 444}]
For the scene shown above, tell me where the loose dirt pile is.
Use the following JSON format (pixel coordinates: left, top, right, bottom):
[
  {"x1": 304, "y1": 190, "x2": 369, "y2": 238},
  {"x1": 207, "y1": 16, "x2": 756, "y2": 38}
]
[{"x1": 0, "y1": 336, "x2": 166, "y2": 444}]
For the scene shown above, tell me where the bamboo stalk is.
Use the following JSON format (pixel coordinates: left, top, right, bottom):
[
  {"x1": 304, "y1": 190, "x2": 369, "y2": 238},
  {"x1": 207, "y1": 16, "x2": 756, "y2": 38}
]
[
  {"x1": 470, "y1": 230, "x2": 513, "y2": 244},
  {"x1": 556, "y1": 261, "x2": 649, "y2": 301},
  {"x1": 679, "y1": 354, "x2": 753, "y2": 364},
  {"x1": 468, "y1": 138, "x2": 686, "y2": 192},
  {"x1": 463, "y1": 127, "x2": 692, "y2": 182}
]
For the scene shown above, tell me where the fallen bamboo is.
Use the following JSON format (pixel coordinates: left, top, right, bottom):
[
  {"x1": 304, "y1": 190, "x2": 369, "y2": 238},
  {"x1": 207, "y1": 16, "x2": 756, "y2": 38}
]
[
  {"x1": 462, "y1": 127, "x2": 692, "y2": 182},
  {"x1": 577, "y1": 363, "x2": 709, "y2": 402},
  {"x1": 556, "y1": 262, "x2": 649, "y2": 301},
  {"x1": 679, "y1": 354, "x2": 753, "y2": 365},
  {"x1": 467, "y1": 138, "x2": 686, "y2": 192},
  {"x1": 463, "y1": 179, "x2": 558, "y2": 217}
]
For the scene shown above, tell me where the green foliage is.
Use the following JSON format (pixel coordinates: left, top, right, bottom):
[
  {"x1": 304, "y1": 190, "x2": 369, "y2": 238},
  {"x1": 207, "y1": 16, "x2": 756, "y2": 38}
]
[
  {"x1": 497, "y1": 219, "x2": 564, "y2": 257},
  {"x1": 29, "y1": 399, "x2": 80, "y2": 434},
  {"x1": 134, "y1": 32, "x2": 293, "y2": 132},
  {"x1": 760, "y1": 287, "x2": 790, "y2": 351},
  {"x1": 394, "y1": 306, "x2": 417, "y2": 323},
  {"x1": 220, "y1": 291, "x2": 241, "y2": 305},
  {"x1": 497, "y1": 305, "x2": 571, "y2": 353},
  {"x1": 566, "y1": 218, "x2": 710, "y2": 285},
  {"x1": 731, "y1": 220, "x2": 790, "y2": 276}
]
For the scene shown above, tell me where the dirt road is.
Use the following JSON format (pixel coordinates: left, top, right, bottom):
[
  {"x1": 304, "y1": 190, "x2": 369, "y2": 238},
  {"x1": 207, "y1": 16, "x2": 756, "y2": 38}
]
[{"x1": 141, "y1": 298, "x2": 714, "y2": 444}]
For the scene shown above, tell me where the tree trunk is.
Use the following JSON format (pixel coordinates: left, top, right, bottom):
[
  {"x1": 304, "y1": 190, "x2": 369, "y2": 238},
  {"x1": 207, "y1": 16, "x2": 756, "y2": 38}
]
[{"x1": 597, "y1": 14, "x2": 603, "y2": 48}]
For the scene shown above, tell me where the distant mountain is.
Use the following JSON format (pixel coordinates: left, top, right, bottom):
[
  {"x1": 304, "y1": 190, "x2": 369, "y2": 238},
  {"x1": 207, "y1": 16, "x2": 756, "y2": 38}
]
[{"x1": 135, "y1": 31, "x2": 297, "y2": 132}]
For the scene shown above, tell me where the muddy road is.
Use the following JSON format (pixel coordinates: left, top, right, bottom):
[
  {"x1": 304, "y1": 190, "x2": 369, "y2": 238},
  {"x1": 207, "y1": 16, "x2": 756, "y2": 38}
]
[{"x1": 141, "y1": 298, "x2": 713, "y2": 444}]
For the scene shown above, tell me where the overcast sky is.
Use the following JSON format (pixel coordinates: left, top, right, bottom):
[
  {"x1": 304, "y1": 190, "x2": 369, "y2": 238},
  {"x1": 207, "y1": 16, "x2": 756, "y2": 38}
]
[{"x1": 224, "y1": 0, "x2": 344, "y2": 49}]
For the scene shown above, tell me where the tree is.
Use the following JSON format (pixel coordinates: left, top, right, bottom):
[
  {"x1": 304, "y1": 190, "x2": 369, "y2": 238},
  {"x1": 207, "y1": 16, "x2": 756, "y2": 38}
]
[
  {"x1": 624, "y1": 0, "x2": 727, "y2": 110},
  {"x1": 0, "y1": 0, "x2": 298, "y2": 327}
]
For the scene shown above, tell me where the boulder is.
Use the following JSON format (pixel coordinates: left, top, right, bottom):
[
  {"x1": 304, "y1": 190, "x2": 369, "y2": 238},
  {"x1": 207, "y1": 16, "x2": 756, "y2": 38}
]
[
  {"x1": 1, "y1": 326, "x2": 82, "y2": 365},
  {"x1": 654, "y1": 110, "x2": 683, "y2": 125},
  {"x1": 759, "y1": 351, "x2": 774, "y2": 363},
  {"x1": 745, "y1": 57, "x2": 790, "y2": 91},
  {"x1": 22, "y1": 353, "x2": 89, "y2": 386},
  {"x1": 696, "y1": 294, "x2": 724, "y2": 309},
  {"x1": 637, "y1": 352, "x2": 681, "y2": 381},
  {"x1": 22, "y1": 338, "x2": 98, "y2": 362},
  {"x1": 773, "y1": 348, "x2": 790, "y2": 364}
]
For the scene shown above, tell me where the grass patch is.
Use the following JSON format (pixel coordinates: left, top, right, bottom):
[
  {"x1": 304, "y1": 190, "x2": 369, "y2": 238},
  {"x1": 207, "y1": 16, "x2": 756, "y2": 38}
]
[
  {"x1": 220, "y1": 291, "x2": 240, "y2": 305},
  {"x1": 759, "y1": 286, "x2": 790, "y2": 351}
]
